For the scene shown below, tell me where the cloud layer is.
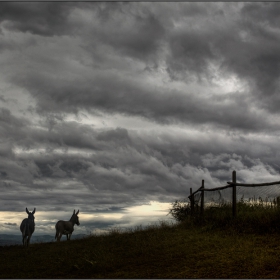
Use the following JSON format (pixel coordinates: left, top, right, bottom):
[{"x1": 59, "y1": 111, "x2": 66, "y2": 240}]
[{"x1": 1, "y1": 2, "x2": 280, "y2": 234}]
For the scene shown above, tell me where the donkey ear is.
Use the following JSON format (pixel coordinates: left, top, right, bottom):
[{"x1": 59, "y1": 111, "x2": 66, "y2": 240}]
[
  {"x1": 73, "y1": 210, "x2": 75, "y2": 214},
  {"x1": 26, "y1": 208, "x2": 29, "y2": 214},
  {"x1": 76, "y1": 210, "x2": 79, "y2": 215},
  {"x1": 32, "y1": 208, "x2": 36, "y2": 214}
]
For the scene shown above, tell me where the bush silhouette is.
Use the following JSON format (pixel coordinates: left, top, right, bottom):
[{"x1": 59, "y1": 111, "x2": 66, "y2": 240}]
[{"x1": 168, "y1": 199, "x2": 191, "y2": 222}]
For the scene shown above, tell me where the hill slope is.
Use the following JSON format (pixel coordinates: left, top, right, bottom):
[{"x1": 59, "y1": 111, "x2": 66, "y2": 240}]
[{"x1": 1, "y1": 222, "x2": 280, "y2": 278}]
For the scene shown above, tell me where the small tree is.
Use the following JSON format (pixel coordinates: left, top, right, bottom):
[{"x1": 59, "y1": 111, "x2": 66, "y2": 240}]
[{"x1": 168, "y1": 199, "x2": 191, "y2": 222}]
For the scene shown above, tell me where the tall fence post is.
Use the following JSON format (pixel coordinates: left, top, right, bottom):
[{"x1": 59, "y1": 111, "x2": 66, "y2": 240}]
[
  {"x1": 232, "y1": 170, "x2": 236, "y2": 217},
  {"x1": 190, "y1": 187, "x2": 194, "y2": 215},
  {"x1": 200, "y1": 180, "x2": 204, "y2": 216},
  {"x1": 277, "y1": 196, "x2": 280, "y2": 208}
]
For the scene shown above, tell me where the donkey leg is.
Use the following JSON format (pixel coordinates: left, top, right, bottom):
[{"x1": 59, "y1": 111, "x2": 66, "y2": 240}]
[
  {"x1": 58, "y1": 232, "x2": 62, "y2": 242},
  {"x1": 27, "y1": 236, "x2": 31, "y2": 247}
]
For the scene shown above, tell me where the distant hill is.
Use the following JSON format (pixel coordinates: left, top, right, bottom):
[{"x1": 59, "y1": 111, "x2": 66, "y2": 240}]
[{"x1": 0, "y1": 234, "x2": 87, "y2": 246}]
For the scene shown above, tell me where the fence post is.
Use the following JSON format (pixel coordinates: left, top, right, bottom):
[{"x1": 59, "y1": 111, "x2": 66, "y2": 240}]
[
  {"x1": 200, "y1": 180, "x2": 204, "y2": 216},
  {"x1": 232, "y1": 170, "x2": 236, "y2": 217},
  {"x1": 277, "y1": 196, "x2": 280, "y2": 208},
  {"x1": 190, "y1": 187, "x2": 194, "y2": 215}
]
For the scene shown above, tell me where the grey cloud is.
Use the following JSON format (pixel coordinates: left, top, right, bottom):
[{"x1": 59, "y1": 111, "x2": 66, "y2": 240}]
[
  {"x1": 11, "y1": 66, "x2": 278, "y2": 133},
  {"x1": 200, "y1": 153, "x2": 280, "y2": 198},
  {"x1": 0, "y1": 2, "x2": 75, "y2": 36},
  {"x1": 12, "y1": 120, "x2": 99, "y2": 152},
  {"x1": 167, "y1": 30, "x2": 215, "y2": 82},
  {"x1": 1, "y1": 122, "x2": 280, "y2": 215},
  {"x1": 97, "y1": 128, "x2": 132, "y2": 146},
  {"x1": 4, "y1": 223, "x2": 17, "y2": 226},
  {"x1": 3, "y1": 3, "x2": 280, "y2": 132},
  {"x1": 91, "y1": 206, "x2": 126, "y2": 213},
  {"x1": 241, "y1": 3, "x2": 280, "y2": 28},
  {"x1": 163, "y1": 3, "x2": 280, "y2": 109},
  {"x1": 1, "y1": 109, "x2": 280, "y2": 193},
  {"x1": 0, "y1": 95, "x2": 7, "y2": 102},
  {"x1": 0, "y1": 108, "x2": 32, "y2": 154},
  {"x1": 91, "y1": 3, "x2": 165, "y2": 62},
  {"x1": 0, "y1": 107, "x2": 29, "y2": 130},
  {"x1": 2, "y1": 3, "x2": 280, "y2": 234},
  {"x1": 223, "y1": 4, "x2": 280, "y2": 102},
  {"x1": 0, "y1": 112, "x2": 208, "y2": 211}
]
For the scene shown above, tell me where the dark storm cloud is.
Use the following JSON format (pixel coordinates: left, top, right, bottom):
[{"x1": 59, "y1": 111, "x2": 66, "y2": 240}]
[
  {"x1": 2, "y1": 2, "x2": 280, "y2": 233},
  {"x1": 96, "y1": 128, "x2": 132, "y2": 146},
  {"x1": 0, "y1": 108, "x2": 29, "y2": 131},
  {"x1": 0, "y1": 2, "x2": 75, "y2": 36},
  {"x1": 9, "y1": 66, "x2": 278, "y2": 133},
  {"x1": 0, "y1": 109, "x2": 209, "y2": 211},
  {"x1": 166, "y1": 30, "x2": 215, "y2": 82},
  {"x1": 162, "y1": 3, "x2": 280, "y2": 112},
  {"x1": 241, "y1": 2, "x2": 280, "y2": 27},
  {"x1": 90, "y1": 2, "x2": 165, "y2": 61},
  {"x1": 2, "y1": 2, "x2": 280, "y2": 131},
  {"x1": 1, "y1": 107, "x2": 279, "y2": 213}
]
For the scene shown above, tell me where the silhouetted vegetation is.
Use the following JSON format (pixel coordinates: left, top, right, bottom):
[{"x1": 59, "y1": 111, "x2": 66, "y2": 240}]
[
  {"x1": 168, "y1": 199, "x2": 191, "y2": 222},
  {"x1": 169, "y1": 196, "x2": 280, "y2": 234}
]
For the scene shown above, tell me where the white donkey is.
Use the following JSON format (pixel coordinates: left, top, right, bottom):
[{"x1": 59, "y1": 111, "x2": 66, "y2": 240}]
[
  {"x1": 20, "y1": 208, "x2": 36, "y2": 247},
  {"x1": 55, "y1": 209, "x2": 80, "y2": 242}
]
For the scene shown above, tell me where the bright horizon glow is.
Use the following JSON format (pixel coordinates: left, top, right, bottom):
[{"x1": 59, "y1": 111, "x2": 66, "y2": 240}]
[{"x1": 0, "y1": 201, "x2": 173, "y2": 236}]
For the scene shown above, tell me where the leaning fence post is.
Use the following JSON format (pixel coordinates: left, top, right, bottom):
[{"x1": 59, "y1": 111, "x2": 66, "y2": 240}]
[
  {"x1": 190, "y1": 187, "x2": 194, "y2": 215},
  {"x1": 232, "y1": 170, "x2": 236, "y2": 217},
  {"x1": 200, "y1": 180, "x2": 204, "y2": 216}
]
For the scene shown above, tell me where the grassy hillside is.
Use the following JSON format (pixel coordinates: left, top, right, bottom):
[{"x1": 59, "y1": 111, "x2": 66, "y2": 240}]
[{"x1": 1, "y1": 218, "x2": 280, "y2": 279}]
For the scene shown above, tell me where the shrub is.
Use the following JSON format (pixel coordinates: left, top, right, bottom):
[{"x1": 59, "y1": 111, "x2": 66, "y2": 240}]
[{"x1": 168, "y1": 199, "x2": 191, "y2": 222}]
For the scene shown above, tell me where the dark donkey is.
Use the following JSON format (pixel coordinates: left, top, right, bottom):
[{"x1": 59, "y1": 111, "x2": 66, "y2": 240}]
[
  {"x1": 20, "y1": 208, "x2": 36, "y2": 247},
  {"x1": 55, "y1": 210, "x2": 80, "y2": 242}
]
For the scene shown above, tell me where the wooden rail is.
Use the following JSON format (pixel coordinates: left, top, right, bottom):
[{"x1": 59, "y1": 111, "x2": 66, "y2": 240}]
[
  {"x1": 187, "y1": 184, "x2": 231, "y2": 199},
  {"x1": 227, "y1": 181, "x2": 280, "y2": 187}
]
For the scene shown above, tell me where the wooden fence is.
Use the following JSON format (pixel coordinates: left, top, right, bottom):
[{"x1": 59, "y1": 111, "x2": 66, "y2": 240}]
[{"x1": 188, "y1": 170, "x2": 280, "y2": 217}]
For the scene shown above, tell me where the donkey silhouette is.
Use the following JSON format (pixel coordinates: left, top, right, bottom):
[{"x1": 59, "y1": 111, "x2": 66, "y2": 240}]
[{"x1": 20, "y1": 208, "x2": 36, "y2": 247}]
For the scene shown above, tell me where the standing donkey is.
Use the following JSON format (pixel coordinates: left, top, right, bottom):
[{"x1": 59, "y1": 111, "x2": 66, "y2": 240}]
[
  {"x1": 55, "y1": 209, "x2": 80, "y2": 242},
  {"x1": 20, "y1": 208, "x2": 36, "y2": 247}
]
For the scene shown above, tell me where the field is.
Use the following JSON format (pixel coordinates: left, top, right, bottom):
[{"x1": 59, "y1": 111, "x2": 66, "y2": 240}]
[{"x1": 1, "y1": 202, "x2": 280, "y2": 278}]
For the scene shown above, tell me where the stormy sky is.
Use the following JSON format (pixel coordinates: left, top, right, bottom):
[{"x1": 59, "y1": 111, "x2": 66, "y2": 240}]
[{"x1": 1, "y1": 2, "x2": 280, "y2": 235}]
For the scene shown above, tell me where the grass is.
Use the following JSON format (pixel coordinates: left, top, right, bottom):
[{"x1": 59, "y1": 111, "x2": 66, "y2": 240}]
[
  {"x1": 170, "y1": 197, "x2": 280, "y2": 233},
  {"x1": 2, "y1": 202, "x2": 280, "y2": 278},
  {"x1": 193, "y1": 200, "x2": 280, "y2": 234}
]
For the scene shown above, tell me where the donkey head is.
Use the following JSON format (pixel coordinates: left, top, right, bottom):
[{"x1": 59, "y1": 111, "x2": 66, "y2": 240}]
[
  {"x1": 26, "y1": 207, "x2": 36, "y2": 222},
  {"x1": 71, "y1": 209, "x2": 80, "y2": 226}
]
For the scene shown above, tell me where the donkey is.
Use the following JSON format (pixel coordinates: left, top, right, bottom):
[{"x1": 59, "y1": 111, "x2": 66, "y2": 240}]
[
  {"x1": 20, "y1": 208, "x2": 36, "y2": 247},
  {"x1": 55, "y1": 209, "x2": 80, "y2": 242}
]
